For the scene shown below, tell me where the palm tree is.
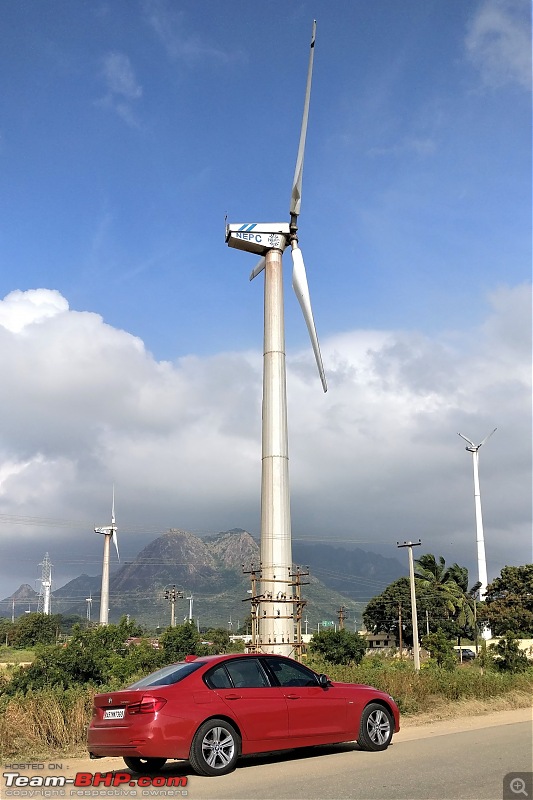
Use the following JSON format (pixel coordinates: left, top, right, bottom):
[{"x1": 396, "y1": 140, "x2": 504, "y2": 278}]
[
  {"x1": 414, "y1": 554, "x2": 464, "y2": 618},
  {"x1": 454, "y1": 578, "x2": 482, "y2": 654},
  {"x1": 416, "y1": 555, "x2": 480, "y2": 653}
]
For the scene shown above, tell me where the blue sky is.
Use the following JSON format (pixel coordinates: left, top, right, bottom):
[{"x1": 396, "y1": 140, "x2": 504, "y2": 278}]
[{"x1": 0, "y1": 1, "x2": 530, "y2": 613}]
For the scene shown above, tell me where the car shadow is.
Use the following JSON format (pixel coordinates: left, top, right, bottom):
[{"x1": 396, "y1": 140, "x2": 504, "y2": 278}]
[{"x1": 127, "y1": 741, "x2": 379, "y2": 779}]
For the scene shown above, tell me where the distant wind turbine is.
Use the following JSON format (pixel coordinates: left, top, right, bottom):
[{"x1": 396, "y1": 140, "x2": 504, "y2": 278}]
[
  {"x1": 94, "y1": 486, "x2": 119, "y2": 626},
  {"x1": 457, "y1": 428, "x2": 496, "y2": 639}
]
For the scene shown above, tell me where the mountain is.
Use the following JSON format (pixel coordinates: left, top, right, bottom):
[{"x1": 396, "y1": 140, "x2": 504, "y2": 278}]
[
  {"x1": 2, "y1": 530, "x2": 404, "y2": 629},
  {"x1": 292, "y1": 542, "x2": 404, "y2": 603},
  {"x1": 8, "y1": 583, "x2": 39, "y2": 601},
  {"x1": 0, "y1": 583, "x2": 40, "y2": 618}
]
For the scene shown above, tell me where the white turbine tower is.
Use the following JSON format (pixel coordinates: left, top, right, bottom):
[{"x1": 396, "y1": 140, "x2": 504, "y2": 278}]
[
  {"x1": 457, "y1": 428, "x2": 496, "y2": 640},
  {"x1": 94, "y1": 487, "x2": 119, "y2": 625},
  {"x1": 186, "y1": 593, "x2": 194, "y2": 623},
  {"x1": 37, "y1": 553, "x2": 53, "y2": 615},
  {"x1": 86, "y1": 593, "x2": 93, "y2": 623},
  {"x1": 226, "y1": 21, "x2": 326, "y2": 656}
]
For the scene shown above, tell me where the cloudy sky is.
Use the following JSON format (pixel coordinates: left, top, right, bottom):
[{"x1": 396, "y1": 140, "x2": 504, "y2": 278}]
[{"x1": 0, "y1": 0, "x2": 530, "y2": 610}]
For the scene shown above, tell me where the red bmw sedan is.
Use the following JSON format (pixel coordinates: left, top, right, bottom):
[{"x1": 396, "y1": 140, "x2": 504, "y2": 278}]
[{"x1": 88, "y1": 652, "x2": 400, "y2": 777}]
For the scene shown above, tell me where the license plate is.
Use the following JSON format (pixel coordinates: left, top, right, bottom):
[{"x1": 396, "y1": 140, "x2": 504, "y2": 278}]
[{"x1": 104, "y1": 708, "x2": 125, "y2": 720}]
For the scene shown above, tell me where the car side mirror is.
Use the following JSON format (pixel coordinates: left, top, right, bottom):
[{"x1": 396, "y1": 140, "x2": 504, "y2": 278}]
[{"x1": 318, "y1": 673, "x2": 330, "y2": 689}]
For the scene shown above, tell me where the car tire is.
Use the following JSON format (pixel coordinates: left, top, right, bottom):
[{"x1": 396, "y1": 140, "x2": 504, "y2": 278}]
[
  {"x1": 189, "y1": 718, "x2": 240, "y2": 777},
  {"x1": 357, "y1": 703, "x2": 394, "y2": 751},
  {"x1": 123, "y1": 757, "x2": 167, "y2": 774}
]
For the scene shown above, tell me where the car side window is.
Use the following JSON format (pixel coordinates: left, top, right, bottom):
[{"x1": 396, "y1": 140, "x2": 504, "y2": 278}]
[
  {"x1": 265, "y1": 657, "x2": 319, "y2": 687},
  {"x1": 225, "y1": 658, "x2": 270, "y2": 688},
  {"x1": 204, "y1": 664, "x2": 232, "y2": 689}
]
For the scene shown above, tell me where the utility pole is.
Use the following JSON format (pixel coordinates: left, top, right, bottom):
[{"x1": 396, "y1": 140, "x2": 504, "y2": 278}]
[
  {"x1": 397, "y1": 540, "x2": 422, "y2": 671},
  {"x1": 242, "y1": 564, "x2": 263, "y2": 653},
  {"x1": 337, "y1": 605, "x2": 347, "y2": 630},
  {"x1": 164, "y1": 586, "x2": 183, "y2": 627},
  {"x1": 398, "y1": 601, "x2": 403, "y2": 659},
  {"x1": 290, "y1": 565, "x2": 309, "y2": 661},
  {"x1": 474, "y1": 589, "x2": 479, "y2": 655}
]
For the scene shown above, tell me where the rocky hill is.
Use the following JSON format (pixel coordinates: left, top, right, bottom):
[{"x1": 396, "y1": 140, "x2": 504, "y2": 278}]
[{"x1": 2, "y1": 529, "x2": 404, "y2": 628}]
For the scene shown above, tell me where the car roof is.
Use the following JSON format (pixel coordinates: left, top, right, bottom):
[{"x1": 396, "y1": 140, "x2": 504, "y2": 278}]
[{"x1": 183, "y1": 652, "x2": 300, "y2": 665}]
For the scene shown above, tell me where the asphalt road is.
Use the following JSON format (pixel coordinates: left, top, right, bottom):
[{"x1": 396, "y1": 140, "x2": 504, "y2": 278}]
[{"x1": 2, "y1": 708, "x2": 531, "y2": 800}]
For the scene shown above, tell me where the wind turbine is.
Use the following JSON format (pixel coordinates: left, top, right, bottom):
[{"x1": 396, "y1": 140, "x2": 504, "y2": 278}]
[
  {"x1": 94, "y1": 487, "x2": 119, "y2": 625},
  {"x1": 86, "y1": 593, "x2": 93, "y2": 623},
  {"x1": 186, "y1": 593, "x2": 194, "y2": 623},
  {"x1": 457, "y1": 428, "x2": 496, "y2": 639},
  {"x1": 226, "y1": 21, "x2": 326, "y2": 656}
]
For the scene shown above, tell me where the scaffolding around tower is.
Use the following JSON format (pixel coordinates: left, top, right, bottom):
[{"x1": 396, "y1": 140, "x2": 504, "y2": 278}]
[{"x1": 242, "y1": 562, "x2": 309, "y2": 661}]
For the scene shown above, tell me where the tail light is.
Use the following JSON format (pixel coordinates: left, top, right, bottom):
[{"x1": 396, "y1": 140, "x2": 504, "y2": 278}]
[{"x1": 128, "y1": 696, "x2": 167, "y2": 715}]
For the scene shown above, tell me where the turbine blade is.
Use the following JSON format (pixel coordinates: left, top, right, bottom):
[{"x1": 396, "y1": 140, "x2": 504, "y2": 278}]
[
  {"x1": 290, "y1": 20, "x2": 316, "y2": 219},
  {"x1": 479, "y1": 428, "x2": 497, "y2": 448},
  {"x1": 249, "y1": 256, "x2": 266, "y2": 281},
  {"x1": 291, "y1": 246, "x2": 327, "y2": 392},
  {"x1": 457, "y1": 433, "x2": 475, "y2": 447},
  {"x1": 111, "y1": 485, "x2": 115, "y2": 524},
  {"x1": 112, "y1": 530, "x2": 120, "y2": 561}
]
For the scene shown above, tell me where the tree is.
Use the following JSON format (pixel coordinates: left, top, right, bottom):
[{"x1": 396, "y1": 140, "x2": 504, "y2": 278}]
[
  {"x1": 203, "y1": 628, "x2": 232, "y2": 653},
  {"x1": 489, "y1": 632, "x2": 530, "y2": 673},
  {"x1": 10, "y1": 613, "x2": 62, "y2": 648},
  {"x1": 415, "y1": 554, "x2": 463, "y2": 616},
  {"x1": 309, "y1": 629, "x2": 366, "y2": 665},
  {"x1": 421, "y1": 629, "x2": 456, "y2": 669},
  {"x1": 363, "y1": 577, "x2": 457, "y2": 644},
  {"x1": 481, "y1": 565, "x2": 533, "y2": 636},
  {"x1": 159, "y1": 623, "x2": 207, "y2": 662},
  {"x1": 0, "y1": 617, "x2": 14, "y2": 645},
  {"x1": 5, "y1": 620, "x2": 161, "y2": 694}
]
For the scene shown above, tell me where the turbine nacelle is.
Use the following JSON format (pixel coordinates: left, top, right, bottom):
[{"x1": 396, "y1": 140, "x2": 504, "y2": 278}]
[
  {"x1": 458, "y1": 429, "x2": 497, "y2": 453},
  {"x1": 94, "y1": 524, "x2": 119, "y2": 560},
  {"x1": 225, "y1": 223, "x2": 289, "y2": 256}
]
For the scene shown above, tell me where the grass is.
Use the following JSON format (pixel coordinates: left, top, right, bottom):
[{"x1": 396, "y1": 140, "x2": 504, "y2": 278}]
[
  {"x1": 0, "y1": 687, "x2": 94, "y2": 761},
  {"x1": 305, "y1": 655, "x2": 533, "y2": 715},
  {"x1": 0, "y1": 646, "x2": 35, "y2": 665},
  {"x1": 1, "y1": 656, "x2": 531, "y2": 761}
]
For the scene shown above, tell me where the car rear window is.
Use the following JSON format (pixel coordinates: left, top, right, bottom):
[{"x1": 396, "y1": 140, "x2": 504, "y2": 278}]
[{"x1": 128, "y1": 661, "x2": 205, "y2": 688}]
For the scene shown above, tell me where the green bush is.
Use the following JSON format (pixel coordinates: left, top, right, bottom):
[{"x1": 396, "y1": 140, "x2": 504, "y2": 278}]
[
  {"x1": 490, "y1": 633, "x2": 530, "y2": 673},
  {"x1": 309, "y1": 628, "x2": 367, "y2": 665},
  {"x1": 1, "y1": 619, "x2": 163, "y2": 695},
  {"x1": 422, "y1": 629, "x2": 456, "y2": 670}
]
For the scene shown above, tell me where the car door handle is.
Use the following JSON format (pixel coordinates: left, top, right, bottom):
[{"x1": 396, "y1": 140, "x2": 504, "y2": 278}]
[
  {"x1": 223, "y1": 693, "x2": 241, "y2": 700},
  {"x1": 285, "y1": 694, "x2": 300, "y2": 700}
]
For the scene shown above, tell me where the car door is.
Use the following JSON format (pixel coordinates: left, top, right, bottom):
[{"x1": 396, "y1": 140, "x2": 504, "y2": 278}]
[
  {"x1": 205, "y1": 658, "x2": 288, "y2": 744},
  {"x1": 264, "y1": 656, "x2": 348, "y2": 740}
]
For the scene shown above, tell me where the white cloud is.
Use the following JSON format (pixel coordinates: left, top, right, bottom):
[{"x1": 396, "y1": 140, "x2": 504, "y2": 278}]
[
  {"x1": 466, "y1": 0, "x2": 532, "y2": 89},
  {"x1": 142, "y1": 0, "x2": 245, "y2": 65},
  {"x1": 0, "y1": 284, "x2": 530, "y2": 598},
  {"x1": 97, "y1": 52, "x2": 143, "y2": 127},
  {"x1": 102, "y1": 53, "x2": 143, "y2": 99},
  {"x1": 0, "y1": 288, "x2": 68, "y2": 333},
  {"x1": 368, "y1": 137, "x2": 437, "y2": 158}
]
